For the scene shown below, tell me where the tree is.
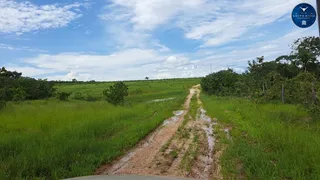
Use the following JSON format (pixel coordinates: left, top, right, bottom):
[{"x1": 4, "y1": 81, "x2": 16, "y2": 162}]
[
  {"x1": 72, "y1": 78, "x2": 77, "y2": 83},
  {"x1": 0, "y1": 67, "x2": 22, "y2": 79},
  {"x1": 103, "y1": 82, "x2": 128, "y2": 105},
  {"x1": 145, "y1": 77, "x2": 149, "y2": 80},
  {"x1": 276, "y1": 37, "x2": 320, "y2": 74},
  {"x1": 201, "y1": 69, "x2": 240, "y2": 96}
]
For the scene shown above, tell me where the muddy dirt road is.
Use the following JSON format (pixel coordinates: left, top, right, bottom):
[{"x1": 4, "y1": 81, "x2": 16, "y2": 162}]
[{"x1": 97, "y1": 85, "x2": 225, "y2": 179}]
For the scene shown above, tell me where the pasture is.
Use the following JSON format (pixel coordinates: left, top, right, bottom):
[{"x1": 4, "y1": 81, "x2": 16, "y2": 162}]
[
  {"x1": 201, "y1": 94, "x2": 320, "y2": 180},
  {"x1": 0, "y1": 78, "x2": 199, "y2": 179}
]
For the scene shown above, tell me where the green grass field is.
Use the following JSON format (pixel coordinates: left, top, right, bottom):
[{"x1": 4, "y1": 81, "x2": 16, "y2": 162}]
[
  {"x1": 0, "y1": 78, "x2": 199, "y2": 180},
  {"x1": 2, "y1": 77, "x2": 320, "y2": 180},
  {"x1": 201, "y1": 94, "x2": 320, "y2": 180},
  {"x1": 55, "y1": 79, "x2": 199, "y2": 103}
]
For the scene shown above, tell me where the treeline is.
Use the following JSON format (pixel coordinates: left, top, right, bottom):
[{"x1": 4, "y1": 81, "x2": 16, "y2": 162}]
[
  {"x1": 0, "y1": 67, "x2": 55, "y2": 103},
  {"x1": 201, "y1": 36, "x2": 320, "y2": 112}
]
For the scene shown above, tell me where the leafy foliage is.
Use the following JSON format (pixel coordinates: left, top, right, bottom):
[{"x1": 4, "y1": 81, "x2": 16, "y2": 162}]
[
  {"x1": 57, "y1": 92, "x2": 72, "y2": 101},
  {"x1": 201, "y1": 69, "x2": 240, "y2": 96},
  {"x1": 0, "y1": 67, "x2": 55, "y2": 102},
  {"x1": 201, "y1": 36, "x2": 320, "y2": 111},
  {"x1": 103, "y1": 82, "x2": 128, "y2": 105}
]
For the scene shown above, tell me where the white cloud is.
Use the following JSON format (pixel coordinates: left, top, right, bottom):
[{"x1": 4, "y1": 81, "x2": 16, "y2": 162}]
[
  {"x1": 193, "y1": 28, "x2": 318, "y2": 72},
  {"x1": 5, "y1": 66, "x2": 55, "y2": 77},
  {"x1": 101, "y1": 0, "x2": 316, "y2": 48},
  {"x1": 6, "y1": 48, "x2": 208, "y2": 81},
  {"x1": 6, "y1": 27, "x2": 318, "y2": 81},
  {"x1": 0, "y1": 43, "x2": 46, "y2": 52},
  {"x1": 0, "y1": 0, "x2": 87, "y2": 34},
  {"x1": 103, "y1": 0, "x2": 207, "y2": 30},
  {"x1": 4, "y1": 0, "x2": 319, "y2": 81},
  {"x1": 183, "y1": 0, "x2": 315, "y2": 47}
]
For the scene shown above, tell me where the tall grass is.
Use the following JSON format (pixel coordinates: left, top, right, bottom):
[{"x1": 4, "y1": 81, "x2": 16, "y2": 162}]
[
  {"x1": 201, "y1": 95, "x2": 320, "y2": 180},
  {"x1": 0, "y1": 79, "x2": 199, "y2": 180}
]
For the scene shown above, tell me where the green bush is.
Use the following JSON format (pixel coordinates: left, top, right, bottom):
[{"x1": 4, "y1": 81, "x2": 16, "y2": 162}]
[
  {"x1": 12, "y1": 88, "x2": 26, "y2": 102},
  {"x1": 85, "y1": 93, "x2": 97, "y2": 102},
  {"x1": 201, "y1": 69, "x2": 240, "y2": 96},
  {"x1": 74, "y1": 92, "x2": 85, "y2": 100},
  {"x1": 74, "y1": 92, "x2": 97, "y2": 101},
  {"x1": 103, "y1": 82, "x2": 128, "y2": 105},
  {"x1": 57, "y1": 92, "x2": 71, "y2": 101},
  {"x1": 0, "y1": 67, "x2": 55, "y2": 101}
]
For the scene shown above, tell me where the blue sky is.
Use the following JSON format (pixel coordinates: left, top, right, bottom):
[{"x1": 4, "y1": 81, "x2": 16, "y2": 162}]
[{"x1": 0, "y1": 0, "x2": 319, "y2": 81}]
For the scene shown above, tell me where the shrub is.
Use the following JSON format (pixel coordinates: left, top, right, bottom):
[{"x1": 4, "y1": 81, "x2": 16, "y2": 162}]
[
  {"x1": 74, "y1": 92, "x2": 97, "y2": 101},
  {"x1": 12, "y1": 88, "x2": 26, "y2": 102},
  {"x1": 85, "y1": 93, "x2": 97, "y2": 102},
  {"x1": 103, "y1": 82, "x2": 128, "y2": 105},
  {"x1": 57, "y1": 92, "x2": 71, "y2": 101},
  {"x1": 201, "y1": 69, "x2": 240, "y2": 96},
  {"x1": 0, "y1": 68, "x2": 55, "y2": 101},
  {"x1": 74, "y1": 92, "x2": 85, "y2": 100}
]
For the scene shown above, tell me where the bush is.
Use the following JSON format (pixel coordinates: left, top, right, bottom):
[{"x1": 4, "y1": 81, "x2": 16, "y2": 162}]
[
  {"x1": 0, "y1": 68, "x2": 55, "y2": 101},
  {"x1": 12, "y1": 88, "x2": 26, "y2": 102},
  {"x1": 74, "y1": 92, "x2": 85, "y2": 100},
  {"x1": 57, "y1": 92, "x2": 71, "y2": 101},
  {"x1": 103, "y1": 82, "x2": 128, "y2": 105},
  {"x1": 85, "y1": 93, "x2": 97, "y2": 102},
  {"x1": 74, "y1": 92, "x2": 97, "y2": 101},
  {"x1": 201, "y1": 69, "x2": 240, "y2": 96}
]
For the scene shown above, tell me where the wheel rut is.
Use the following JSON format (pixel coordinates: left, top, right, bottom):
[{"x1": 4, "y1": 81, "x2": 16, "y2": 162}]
[{"x1": 96, "y1": 85, "x2": 225, "y2": 180}]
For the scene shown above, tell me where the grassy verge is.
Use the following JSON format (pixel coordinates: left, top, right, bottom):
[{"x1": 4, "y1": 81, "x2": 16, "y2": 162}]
[{"x1": 201, "y1": 94, "x2": 320, "y2": 180}]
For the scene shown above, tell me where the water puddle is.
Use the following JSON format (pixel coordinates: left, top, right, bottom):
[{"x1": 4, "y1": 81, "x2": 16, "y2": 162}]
[
  {"x1": 111, "y1": 151, "x2": 136, "y2": 174},
  {"x1": 199, "y1": 108, "x2": 212, "y2": 122},
  {"x1": 162, "y1": 110, "x2": 185, "y2": 126},
  {"x1": 148, "y1": 97, "x2": 175, "y2": 103},
  {"x1": 199, "y1": 108, "x2": 215, "y2": 177}
]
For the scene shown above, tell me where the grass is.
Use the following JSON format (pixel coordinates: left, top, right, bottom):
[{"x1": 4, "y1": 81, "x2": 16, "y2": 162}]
[
  {"x1": 189, "y1": 95, "x2": 199, "y2": 120},
  {"x1": 0, "y1": 79, "x2": 200, "y2": 180},
  {"x1": 201, "y1": 94, "x2": 320, "y2": 180},
  {"x1": 180, "y1": 134, "x2": 199, "y2": 172},
  {"x1": 55, "y1": 78, "x2": 200, "y2": 103}
]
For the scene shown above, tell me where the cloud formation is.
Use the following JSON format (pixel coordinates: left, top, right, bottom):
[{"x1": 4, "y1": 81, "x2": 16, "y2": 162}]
[
  {"x1": 0, "y1": 0, "x2": 86, "y2": 34},
  {"x1": 2, "y1": 0, "x2": 318, "y2": 81},
  {"x1": 101, "y1": 0, "x2": 314, "y2": 47}
]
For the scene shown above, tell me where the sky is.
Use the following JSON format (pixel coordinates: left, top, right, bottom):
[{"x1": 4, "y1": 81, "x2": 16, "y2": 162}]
[{"x1": 0, "y1": 0, "x2": 319, "y2": 81}]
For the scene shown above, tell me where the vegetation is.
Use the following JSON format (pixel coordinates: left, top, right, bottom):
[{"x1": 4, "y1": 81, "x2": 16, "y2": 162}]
[
  {"x1": 0, "y1": 67, "x2": 55, "y2": 102},
  {"x1": 201, "y1": 36, "x2": 320, "y2": 179},
  {"x1": 0, "y1": 100, "x2": 5, "y2": 110},
  {"x1": 0, "y1": 78, "x2": 199, "y2": 179},
  {"x1": 202, "y1": 95, "x2": 320, "y2": 179},
  {"x1": 103, "y1": 82, "x2": 128, "y2": 105},
  {"x1": 201, "y1": 37, "x2": 320, "y2": 112},
  {"x1": 57, "y1": 92, "x2": 72, "y2": 101}
]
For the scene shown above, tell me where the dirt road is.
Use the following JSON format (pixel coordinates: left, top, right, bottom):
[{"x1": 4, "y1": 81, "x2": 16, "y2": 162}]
[{"x1": 96, "y1": 85, "x2": 224, "y2": 179}]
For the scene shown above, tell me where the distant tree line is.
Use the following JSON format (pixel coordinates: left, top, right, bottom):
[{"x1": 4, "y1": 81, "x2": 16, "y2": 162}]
[
  {"x1": 0, "y1": 67, "x2": 55, "y2": 105},
  {"x1": 201, "y1": 36, "x2": 320, "y2": 112}
]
